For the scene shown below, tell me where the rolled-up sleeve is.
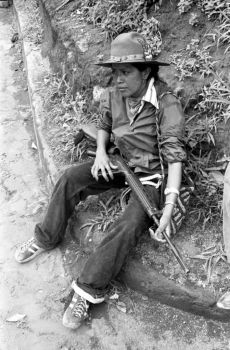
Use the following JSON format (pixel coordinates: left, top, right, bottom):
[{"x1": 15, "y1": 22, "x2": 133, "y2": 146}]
[
  {"x1": 158, "y1": 93, "x2": 187, "y2": 163},
  {"x1": 97, "y1": 89, "x2": 112, "y2": 133}
]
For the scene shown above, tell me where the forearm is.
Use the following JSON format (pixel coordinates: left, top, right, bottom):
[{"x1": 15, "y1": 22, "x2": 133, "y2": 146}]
[
  {"x1": 164, "y1": 162, "x2": 182, "y2": 217},
  {"x1": 96, "y1": 129, "x2": 110, "y2": 153}
]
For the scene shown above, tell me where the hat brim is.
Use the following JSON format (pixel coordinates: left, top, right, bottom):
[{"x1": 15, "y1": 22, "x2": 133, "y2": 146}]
[{"x1": 95, "y1": 59, "x2": 170, "y2": 67}]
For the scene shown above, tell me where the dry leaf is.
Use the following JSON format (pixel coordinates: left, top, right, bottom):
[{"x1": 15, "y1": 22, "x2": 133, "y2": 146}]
[
  {"x1": 6, "y1": 314, "x2": 26, "y2": 322},
  {"x1": 32, "y1": 204, "x2": 42, "y2": 214},
  {"x1": 116, "y1": 301, "x2": 127, "y2": 313},
  {"x1": 209, "y1": 171, "x2": 224, "y2": 186},
  {"x1": 217, "y1": 291, "x2": 230, "y2": 309},
  {"x1": 109, "y1": 293, "x2": 119, "y2": 300},
  {"x1": 31, "y1": 142, "x2": 37, "y2": 150}
]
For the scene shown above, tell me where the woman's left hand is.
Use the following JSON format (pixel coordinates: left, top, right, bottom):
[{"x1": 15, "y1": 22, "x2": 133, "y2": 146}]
[{"x1": 151, "y1": 212, "x2": 172, "y2": 242}]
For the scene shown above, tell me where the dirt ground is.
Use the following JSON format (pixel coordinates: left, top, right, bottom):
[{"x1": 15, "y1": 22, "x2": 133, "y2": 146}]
[{"x1": 2, "y1": 1, "x2": 230, "y2": 350}]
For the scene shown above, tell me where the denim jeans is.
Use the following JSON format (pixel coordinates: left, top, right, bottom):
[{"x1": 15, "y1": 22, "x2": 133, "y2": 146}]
[{"x1": 35, "y1": 160, "x2": 159, "y2": 296}]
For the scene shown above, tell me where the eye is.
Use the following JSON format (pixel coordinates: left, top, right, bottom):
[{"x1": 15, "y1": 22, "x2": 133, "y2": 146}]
[{"x1": 122, "y1": 70, "x2": 130, "y2": 76}]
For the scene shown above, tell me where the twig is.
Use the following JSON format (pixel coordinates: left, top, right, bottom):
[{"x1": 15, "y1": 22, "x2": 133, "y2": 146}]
[{"x1": 56, "y1": 0, "x2": 72, "y2": 12}]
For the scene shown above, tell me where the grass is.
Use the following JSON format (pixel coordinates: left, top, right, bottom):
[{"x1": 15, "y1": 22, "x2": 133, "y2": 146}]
[
  {"x1": 170, "y1": 38, "x2": 216, "y2": 81},
  {"x1": 170, "y1": 0, "x2": 229, "y2": 223},
  {"x1": 191, "y1": 243, "x2": 227, "y2": 284},
  {"x1": 80, "y1": 196, "x2": 122, "y2": 239},
  {"x1": 184, "y1": 68, "x2": 230, "y2": 225},
  {"x1": 199, "y1": 0, "x2": 229, "y2": 20},
  {"x1": 177, "y1": 0, "x2": 194, "y2": 14},
  {"x1": 43, "y1": 72, "x2": 98, "y2": 164},
  {"x1": 17, "y1": 0, "x2": 42, "y2": 44},
  {"x1": 77, "y1": 0, "x2": 162, "y2": 53},
  {"x1": 216, "y1": 17, "x2": 230, "y2": 54}
]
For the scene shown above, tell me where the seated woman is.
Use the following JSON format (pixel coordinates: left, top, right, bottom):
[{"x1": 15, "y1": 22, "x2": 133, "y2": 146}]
[{"x1": 15, "y1": 32, "x2": 186, "y2": 330}]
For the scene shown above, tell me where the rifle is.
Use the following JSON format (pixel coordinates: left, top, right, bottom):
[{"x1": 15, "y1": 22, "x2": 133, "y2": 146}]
[{"x1": 74, "y1": 126, "x2": 190, "y2": 274}]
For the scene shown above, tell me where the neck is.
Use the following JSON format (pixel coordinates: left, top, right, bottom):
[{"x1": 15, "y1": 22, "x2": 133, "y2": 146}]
[{"x1": 131, "y1": 80, "x2": 149, "y2": 99}]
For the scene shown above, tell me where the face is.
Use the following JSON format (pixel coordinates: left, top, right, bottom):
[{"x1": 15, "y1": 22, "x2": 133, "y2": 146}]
[{"x1": 112, "y1": 63, "x2": 150, "y2": 98}]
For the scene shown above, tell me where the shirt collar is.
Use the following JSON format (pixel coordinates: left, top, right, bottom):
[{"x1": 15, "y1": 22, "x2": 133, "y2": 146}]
[
  {"x1": 142, "y1": 77, "x2": 159, "y2": 109},
  {"x1": 126, "y1": 77, "x2": 159, "y2": 125}
]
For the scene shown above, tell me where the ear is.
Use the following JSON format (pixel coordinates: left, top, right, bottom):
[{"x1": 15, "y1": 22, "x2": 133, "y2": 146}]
[{"x1": 142, "y1": 67, "x2": 151, "y2": 80}]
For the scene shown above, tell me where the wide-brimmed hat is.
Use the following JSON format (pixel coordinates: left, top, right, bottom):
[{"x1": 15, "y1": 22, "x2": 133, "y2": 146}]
[{"x1": 95, "y1": 32, "x2": 169, "y2": 67}]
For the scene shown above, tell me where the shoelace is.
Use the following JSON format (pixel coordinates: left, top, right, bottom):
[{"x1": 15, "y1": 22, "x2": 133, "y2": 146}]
[
  {"x1": 72, "y1": 296, "x2": 88, "y2": 318},
  {"x1": 20, "y1": 237, "x2": 35, "y2": 252}
]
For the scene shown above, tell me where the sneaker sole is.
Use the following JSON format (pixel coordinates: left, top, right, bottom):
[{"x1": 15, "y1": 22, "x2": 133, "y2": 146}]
[{"x1": 15, "y1": 247, "x2": 46, "y2": 264}]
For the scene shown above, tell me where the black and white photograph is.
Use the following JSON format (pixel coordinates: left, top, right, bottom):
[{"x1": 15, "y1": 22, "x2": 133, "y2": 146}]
[{"x1": 0, "y1": 0, "x2": 230, "y2": 349}]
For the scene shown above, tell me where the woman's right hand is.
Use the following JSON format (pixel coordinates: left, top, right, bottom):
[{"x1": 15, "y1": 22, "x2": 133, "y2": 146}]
[{"x1": 91, "y1": 148, "x2": 117, "y2": 182}]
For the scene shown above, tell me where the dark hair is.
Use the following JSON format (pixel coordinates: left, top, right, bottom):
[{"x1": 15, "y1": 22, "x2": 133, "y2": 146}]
[{"x1": 132, "y1": 63, "x2": 159, "y2": 81}]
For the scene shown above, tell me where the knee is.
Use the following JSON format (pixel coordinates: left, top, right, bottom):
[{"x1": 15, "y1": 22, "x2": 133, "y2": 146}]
[
  {"x1": 59, "y1": 162, "x2": 93, "y2": 188},
  {"x1": 62, "y1": 167, "x2": 75, "y2": 182},
  {"x1": 55, "y1": 168, "x2": 74, "y2": 191},
  {"x1": 62, "y1": 163, "x2": 86, "y2": 181}
]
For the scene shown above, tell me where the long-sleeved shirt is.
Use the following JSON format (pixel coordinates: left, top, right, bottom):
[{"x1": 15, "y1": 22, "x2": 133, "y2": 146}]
[{"x1": 97, "y1": 79, "x2": 186, "y2": 175}]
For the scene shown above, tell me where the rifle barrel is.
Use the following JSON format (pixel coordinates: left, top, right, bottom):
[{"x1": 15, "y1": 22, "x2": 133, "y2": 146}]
[{"x1": 114, "y1": 154, "x2": 189, "y2": 274}]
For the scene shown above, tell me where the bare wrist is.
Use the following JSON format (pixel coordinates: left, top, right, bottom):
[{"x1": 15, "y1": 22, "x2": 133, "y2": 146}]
[
  {"x1": 164, "y1": 187, "x2": 179, "y2": 196},
  {"x1": 96, "y1": 147, "x2": 107, "y2": 154}
]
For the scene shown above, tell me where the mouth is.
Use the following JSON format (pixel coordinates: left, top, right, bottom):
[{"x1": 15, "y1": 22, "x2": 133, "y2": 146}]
[{"x1": 118, "y1": 86, "x2": 127, "y2": 91}]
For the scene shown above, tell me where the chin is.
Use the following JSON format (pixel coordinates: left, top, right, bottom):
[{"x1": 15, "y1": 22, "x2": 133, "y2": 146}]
[{"x1": 119, "y1": 89, "x2": 132, "y2": 97}]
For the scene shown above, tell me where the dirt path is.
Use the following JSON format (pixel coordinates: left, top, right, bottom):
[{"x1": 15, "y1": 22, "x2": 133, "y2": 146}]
[{"x1": 0, "y1": 8, "x2": 95, "y2": 350}]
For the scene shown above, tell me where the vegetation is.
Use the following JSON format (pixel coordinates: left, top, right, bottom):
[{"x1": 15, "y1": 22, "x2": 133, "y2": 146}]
[
  {"x1": 44, "y1": 0, "x2": 230, "y2": 226},
  {"x1": 172, "y1": 0, "x2": 230, "y2": 223},
  {"x1": 80, "y1": 196, "x2": 122, "y2": 239},
  {"x1": 80, "y1": 0, "x2": 161, "y2": 43}
]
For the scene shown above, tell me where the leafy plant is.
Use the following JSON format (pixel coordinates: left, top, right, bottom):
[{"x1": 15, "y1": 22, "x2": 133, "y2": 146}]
[
  {"x1": 198, "y1": 0, "x2": 229, "y2": 21},
  {"x1": 184, "y1": 69, "x2": 230, "y2": 225},
  {"x1": 170, "y1": 39, "x2": 215, "y2": 81},
  {"x1": 189, "y1": 12, "x2": 199, "y2": 26},
  {"x1": 78, "y1": 0, "x2": 162, "y2": 53},
  {"x1": 43, "y1": 73, "x2": 97, "y2": 163},
  {"x1": 177, "y1": 0, "x2": 229, "y2": 19},
  {"x1": 215, "y1": 16, "x2": 230, "y2": 53},
  {"x1": 195, "y1": 75, "x2": 230, "y2": 123},
  {"x1": 80, "y1": 196, "x2": 122, "y2": 239},
  {"x1": 191, "y1": 243, "x2": 227, "y2": 284},
  {"x1": 177, "y1": 0, "x2": 194, "y2": 14}
]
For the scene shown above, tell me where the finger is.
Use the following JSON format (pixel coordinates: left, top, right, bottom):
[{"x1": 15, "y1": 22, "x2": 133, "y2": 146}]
[
  {"x1": 165, "y1": 224, "x2": 171, "y2": 238},
  {"x1": 91, "y1": 165, "x2": 99, "y2": 181},
  {"x1": 91, "y1": 165, "x2": 95, "y2": 177},
  {"x1": 155, "y1": 227, "x2": 162, "y2": 236},
  {"x1": 100, "y1": 166, "x2": 109, "y2": 182},
  {"x1": 105, "y1": 164, "x2": 114, "y2": 180}
]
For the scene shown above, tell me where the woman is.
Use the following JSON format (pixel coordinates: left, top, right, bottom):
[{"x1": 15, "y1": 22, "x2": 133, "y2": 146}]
[{"x1": 15, "y1": 32, "x2": 186, "y2": 329}]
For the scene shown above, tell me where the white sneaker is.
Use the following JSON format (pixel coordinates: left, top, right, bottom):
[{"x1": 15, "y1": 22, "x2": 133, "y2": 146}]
[
  {"x1": 62, "y1": 293, "x2": 89, "y2": 330},
  {"x1": 15, "y1": 237, "x2": 46, "y2": 263}
]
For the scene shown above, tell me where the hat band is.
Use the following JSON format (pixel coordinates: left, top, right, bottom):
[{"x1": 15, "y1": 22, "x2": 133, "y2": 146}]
[{"x1": 108, "y1": 54, "x2": 149, "y2": 62}]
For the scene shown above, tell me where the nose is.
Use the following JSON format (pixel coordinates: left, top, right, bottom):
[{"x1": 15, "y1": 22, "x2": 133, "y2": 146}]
[
  {"x1": 114, "y1": 71, "x2": 124, "y2": 84},
  {"x1": 116, "y1": 75, "x2": 123, "y2": 84}
]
